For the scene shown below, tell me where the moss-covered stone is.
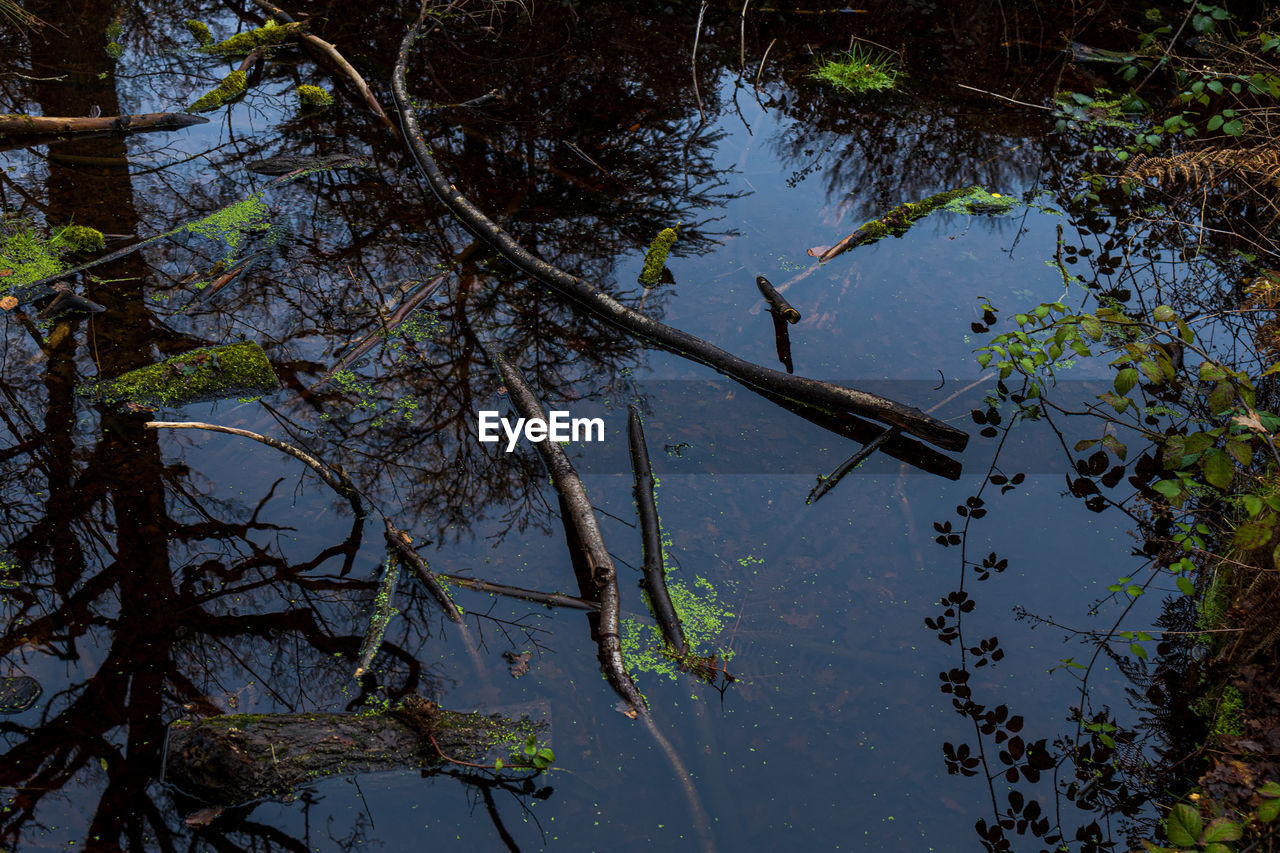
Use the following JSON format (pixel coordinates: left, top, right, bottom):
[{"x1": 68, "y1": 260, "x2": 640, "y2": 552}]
[
  {"x1": 201, "y1": 20, "x2": 306, "y2": 56},
  {"x1": 87, "y1": 342, "x2": 280, "y2": 409},
  {"x1": 56, "y1": 225, "x2": 104, "y2": 254},
  {"x1": 638, "y1": 226, "x2": 678, "y2": 286},
  {"x1": 190, "y1": 70, "x2": 248, "y2": 113},
  {"x1": 185, "y1": 20, "x2": 214, "y2": 47},
  {"x1": 296, "y1": 85, "x2": 334, "y2": 108}
]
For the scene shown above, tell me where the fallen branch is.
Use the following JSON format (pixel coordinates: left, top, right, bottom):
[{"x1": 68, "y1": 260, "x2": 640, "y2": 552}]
[
  {"x1": 0, "y1": 112, "x2": 208, "y2": 138},
  {"x1": 354, "y1": 551, "x2": 401, "y2": 678},
  {"x1": 310, "y1": 271, "x2": 450, "y2": 392},
  {"x1": 816, "y1": 185, "x2": 978, "y2": 263},
  {"x1": 384, "y1": 519, "x2": 463, "y2": 623},
  {"x1": 627, "y1": 405, "x2": 686, "y2": 654},
  {"x1": 436, "y1": 573, "x2": 598, "y2": 611},
  {"x1": 247, "y1": 0, "x2": 394, "y2": 129},
  {"x1": 164, "y1": 700, "x2": 545, "y2": 806},
  {"x1": 806, "y1": 427, "x2": 899, "y2": 504},
  {"x1": 145, "y1": 421, "x2": 363, "y2": 517},
  {"x1": 391, "y1": 15, "x2": 967, "y2": 453},
  {"x1": 755, "y1": 274, "x2": 800, "y2": 323},
  {"x1": 485, "y1": 348, "x2": 646, "y2": 714}
]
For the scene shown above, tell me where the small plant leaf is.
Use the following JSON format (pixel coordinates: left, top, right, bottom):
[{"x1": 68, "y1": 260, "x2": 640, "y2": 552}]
[{"x1": 1166, "y1": 804, "x2": 1202, "y2": 848}]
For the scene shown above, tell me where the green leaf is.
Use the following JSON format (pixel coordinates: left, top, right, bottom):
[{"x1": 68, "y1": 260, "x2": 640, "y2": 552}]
[
  {"x1": 1226, "y1": 437, "x2": 1252, "y2": 466},
  {"x1": 1102, "y1": 434, "x2": 1128, "y2": 461},
  {"x1": 1130, "y1": 642, "x2": 1148, "y2": 659},
  {"x1": 494, "y1": 758, "x2": 503, "y2": 770},
  {"x1": 1166, "y1": 804, "x2": 1202, "y2": 848},
  {"x1": 977, "y1": 352, "x2": 993, "y2": 367},
  {"x1": 1208, "y1": 381, "x2": 1234, "y2": 413},
  {"x1": 1204, "y1": 844, "x2": 1232, "y2": 853},
  {"x1": 1200, "y1": 362, "x2": 1228, "y2": 381},
  {"x1": 1153, "y1": 304, "x2": 1176, "y2": 322},
  {"x1": 1259, "y1": 796, "x2": 1280, "y2": 823},
  {"x1": 1080, "y1": 316, "x2": 1103, "y2": 340},
  {"x1": 1177, "y1": 575, "x2": 1195, "y2": 596},
  {"x1": 1243, "y1": 494, "x2": 1264, "y2": 516},
  {"x1": 1125, "y1": 584, "x2": 1143, "y2": 597},
  {"x1": 1202, "y1": 818, "x2": 1244, "y2": 843},
  {"x1": 1153, "y1": 479, "x2": 1182, "y2": 500},
  {"x1": 1139, "y1": 360, "x2": 1163, "y2": 384},
  {"x1": 1201, "y1": 448, "x2": 1233, "y2": 489},
  {"x1": 1223, "y1": 118, "x2": 1244, "y2": 136},
  {"x1": 1208, "y1": 114, "x2": 1225, "y2": 131},
  {"x1": 1184, "y1": 432, "x2": 1215, "y2": 457},
  {"x1": 1233, "y1": 520, "x2": 1273, "y2": 550},
  {"x1": 1075, "y1": 439, "x2": 1100, "y2": 452},
  {"x1": 1163, "y1": 436, "x2": 1187, "y2": 469},
  {"x1": 1115, "y1": 367, "x2": 1139, "y2": 395}
]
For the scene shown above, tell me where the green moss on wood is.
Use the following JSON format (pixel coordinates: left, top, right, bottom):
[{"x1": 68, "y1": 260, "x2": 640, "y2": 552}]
[
  {"x1": 56, "y1": 225, "x2": 104, "y2": 254},
  {"x1": 296, "y1": 85, "x2": 334, "y2": 108},
  {"x1": 201, "y1": 20, "x2": 305, "y2": 56},
  {"x1": 638, "y1": 226, "x2": 678, "y2": 286},
  {"x1": 190, "y1": 70, "x2": 247, "y2": 113},
  {"x1": 88, "y1": 342, "x2": 280, "y2": 409},
  {"x1": 104, "y1": 42, "x2": 123, "y2": 60},
  {"x1": 185, "y1": 20, "x2": 214, "y2": 47}
]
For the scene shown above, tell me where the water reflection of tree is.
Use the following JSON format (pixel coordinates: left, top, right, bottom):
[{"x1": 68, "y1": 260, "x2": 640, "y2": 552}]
[{"x1": 0, "y1": 0, "x2": 749, "y2": 849}]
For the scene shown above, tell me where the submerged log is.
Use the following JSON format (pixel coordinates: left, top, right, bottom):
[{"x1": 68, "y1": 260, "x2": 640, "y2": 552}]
[
  {"x1": 816, "y1": 186, "x2": 978, "y2": 263},
  {"x1": 627, "y1": 406, "x2": 686, "y2": 654},
  {"x1": 0, "y1": 112, "x2": 208, "y2": 138},
  {"x1": 391, "y1": 23, "x2": 967, "y2": 454},
  {"x1": 163, "y1": 699, "x2": 544, "y2": 806}
]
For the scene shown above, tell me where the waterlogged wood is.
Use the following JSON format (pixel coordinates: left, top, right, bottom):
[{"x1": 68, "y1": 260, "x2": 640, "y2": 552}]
[
  {"x1": 391, "y1": 20, "x2": 967, "y2": 454},
  {"x1": 816, "y1": 186, "x2": 978, "y2": 263},
  {"x1": 627, "y1": 406, "x2": 686, "y2": 654},
  {"x1": 385, "y1": 519, "x2": 463, "y2": 623},
  {"x1": 436, "y1": 573, "x2": 599, "y2": 611},
  {"x1": 164, "y1": 702, "x2": 541, "y2": 806},
  {"x1": 354, "y1": 552, "x2": 401, "y2": 678},
  {"x1": 755, "y1": 274, "x2": 800, "y2": 323},
  {"x1": 0, "y1": 112, "x2": 208, "y2": 138},
  {"x1": 485, "y1": 348, "x2": 646, "y2": 715},
  {"x1": 807, "y1": 427, "x2": 900, "y2": 504}
]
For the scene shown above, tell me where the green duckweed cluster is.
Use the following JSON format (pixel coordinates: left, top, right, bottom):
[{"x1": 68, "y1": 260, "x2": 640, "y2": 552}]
[
  {"x1": 940, "y1": 186, "x2": 1019, "y2": 216},
  {"x1": 620, "y1": 575, "x2": 735, "y2": 682},
  {"x1": 185, "y1": 20, "x2": 214, "y2": 47},
  {"x1": 184, "y1": 191, "x2": 270, "y2": 262},
  {"x1": 0, "y1": 218, "x2": 103, "y2": 299},
  {"x1": 88, "y1": 341, "x2": 280, "y2": 409},
  {"x1": 190, "y1": 70, "x2": 248, "y2": 113},
  {"x1": 638, "y1": 226, "x2": 678, "y2": 286},
  {"x1": 201, "y1": 20, "x2": 305, "y2": 56},
  {"x1": 296, "y1": 85, "x2": 334, "y2": 108},
  {"x1": 104, "y1": 20, "x2": 123, "y2": 59}
]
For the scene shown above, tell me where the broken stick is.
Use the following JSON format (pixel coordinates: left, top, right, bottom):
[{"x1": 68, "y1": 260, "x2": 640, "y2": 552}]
[
  {"x1": 755, "y1": 274, "x2": 800, "y2": 323},
  {"x1": 384, "y1": 519, "x2": 463, "y2": 623},
  {"x1": 627, "y1": 405, "x2": 686, "y2": 654},
  {"x1": 484, "y1": 347, "x2": 646, "y2": 715}
]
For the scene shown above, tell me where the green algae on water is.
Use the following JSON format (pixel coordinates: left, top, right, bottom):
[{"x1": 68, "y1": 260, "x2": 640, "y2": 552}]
[
  {"x1": 638, "y1": 226, "x2": 678, "y2": 286},
  {"x1": 0, "y1": 218, "x2": 103, "y2": 299},
  {"x1": 620, "y1": 575, "x2": 735, "y2": 682},
  {"x1": 56, "y1": 225, "x2": 105, "y2": 254},
  {"x1": 87, "y1": 342, "x2": 280, "y2": 409},
  {"x1": 940, "y1": 186, "x2": 1019, "y2": 216},
  {"x1": 190, "y1": 70, "x2": 248, "y2": 113},
  {"x1": 184, "y1": 192, "x2": 271, "y2": 263}
]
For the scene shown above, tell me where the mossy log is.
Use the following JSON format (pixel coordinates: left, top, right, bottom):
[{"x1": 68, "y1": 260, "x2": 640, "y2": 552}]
[
  {"x1": 164, "y1": 701, "x2": 543, "y2": 806},
  {"x1": 0, "y1": 112, "x2": 208, "y2": 139},
  {"x1": 816, "y1": 185, "x2": 979, "y2": 262},
  {"x1": 90, "y1": 342, "x2": 280, "y2": 408}
]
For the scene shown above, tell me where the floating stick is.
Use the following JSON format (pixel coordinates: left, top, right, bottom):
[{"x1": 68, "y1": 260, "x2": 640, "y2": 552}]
[{"x1": 627, "y1": 405, "x2": 686, "y2": 654}]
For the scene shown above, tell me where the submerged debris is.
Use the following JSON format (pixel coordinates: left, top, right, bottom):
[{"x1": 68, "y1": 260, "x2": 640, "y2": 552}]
[{"x1": 87, "y1": 342, "x2": 280, "y2": 409}]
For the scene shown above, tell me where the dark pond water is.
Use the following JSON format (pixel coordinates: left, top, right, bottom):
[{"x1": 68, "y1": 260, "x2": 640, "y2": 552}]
[{"x1": 0, "y1": 1, "x2": 1186, "y2": 850}]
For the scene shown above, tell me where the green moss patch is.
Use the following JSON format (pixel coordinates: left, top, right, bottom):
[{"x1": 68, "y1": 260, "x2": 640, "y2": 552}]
[
  {"x1": 183, "y1": 192, "x2": 271, "y2": 264},
  {"x1": 638, "y1": 226, "x2": 678, "y2": 286},
  {"x1": 201, "y1": 21, "x2": 305, "y2": 56},
  {"x1": 87, "y1": 342, "x2": 280, "y2": 409},
  {"x1": 185, "y1": 20, "x2": 214, "y2": 47},
  {"x1": 296, "y1": 85, "x2": 333, "y2": 108},
  {"x1": 190, "y1": 70, "x2": 248, "y2": 113}
]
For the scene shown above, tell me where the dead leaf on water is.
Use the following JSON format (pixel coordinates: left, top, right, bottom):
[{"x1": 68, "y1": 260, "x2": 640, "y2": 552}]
[
  {"x1": 184, "y1": 807, "x2": 223, "y2": 827},
  {"x1": 0, "y1": 296, "x2": 17, "y2": 311}
]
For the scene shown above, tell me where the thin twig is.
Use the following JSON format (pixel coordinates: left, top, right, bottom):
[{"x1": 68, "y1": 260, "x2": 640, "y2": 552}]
[
  {"x1": 955, "y1": 82, "x2": 1053, "y2": 111},
  {"x1": 691, "y1": 1, "x2": 709, "y2": 123},
  {"x1": 145, "y1": 421, "x2": 363, "y2": 517}
]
